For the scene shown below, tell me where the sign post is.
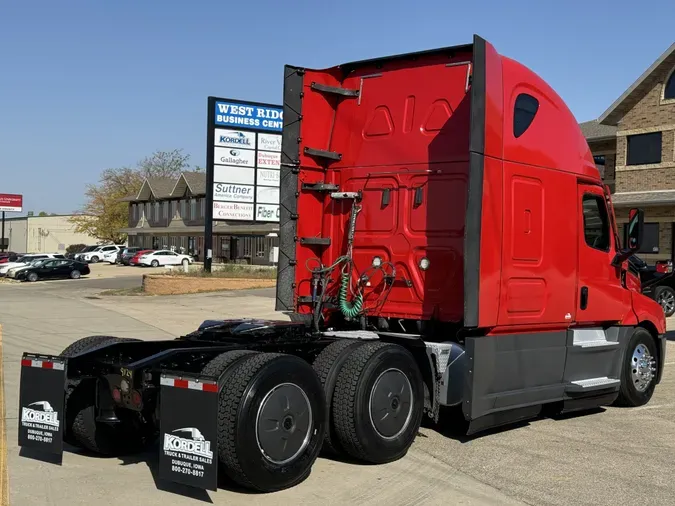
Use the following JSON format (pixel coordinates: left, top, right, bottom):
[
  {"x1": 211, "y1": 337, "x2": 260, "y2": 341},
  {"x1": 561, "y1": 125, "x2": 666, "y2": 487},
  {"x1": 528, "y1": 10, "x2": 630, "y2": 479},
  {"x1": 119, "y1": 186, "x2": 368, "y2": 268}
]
[
  {"x1": 204, "y1": 97, "x2": 283, "y2": 272},
  {"x1": 0, "y1": 193, "x2": 23, "y2": 252}
]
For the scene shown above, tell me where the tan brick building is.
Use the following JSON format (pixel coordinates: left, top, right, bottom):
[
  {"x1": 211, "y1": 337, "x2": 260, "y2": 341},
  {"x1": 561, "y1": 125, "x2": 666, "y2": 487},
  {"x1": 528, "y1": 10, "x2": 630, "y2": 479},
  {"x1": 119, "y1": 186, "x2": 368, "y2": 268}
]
[{"x1": 581, "y1": 42, "x2": 675, "y2": 263}]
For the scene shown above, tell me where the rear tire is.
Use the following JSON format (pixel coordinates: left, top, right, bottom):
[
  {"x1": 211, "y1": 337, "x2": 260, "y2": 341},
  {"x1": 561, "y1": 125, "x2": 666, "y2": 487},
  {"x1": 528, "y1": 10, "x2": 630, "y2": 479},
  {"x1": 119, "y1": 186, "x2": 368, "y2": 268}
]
[
  {"x1": 332, "y1": 341, "x2": 424, "y2": 464},
  {"x1": 60, "y1": 336, "x2": 149, "y2": 454},
  {"x1": 311, "y1": 339, "x2": 366, "y2": 456},
  {"x1": 615, "y1": 327, "x2": 658, "y2": 407},
  {"x1": 27, "y1": 272, "x2": 38, "y2": 282},
  {"x1": 216, "y1": 353, "x2": 326, "y2": 492},
  {"x1": 70, "y1": 270, "x2": 81, "y2": 279},
  {"x1": 151, "y1": 260, "x2": 159, "y2": 268}
]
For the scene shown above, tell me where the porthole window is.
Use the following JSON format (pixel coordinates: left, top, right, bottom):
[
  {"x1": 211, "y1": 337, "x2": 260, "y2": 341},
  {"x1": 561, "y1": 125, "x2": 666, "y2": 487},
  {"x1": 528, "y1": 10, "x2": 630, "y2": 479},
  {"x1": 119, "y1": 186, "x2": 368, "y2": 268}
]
[{"x1": 513, "y1": 93, "x2": 539, "y2": 138}]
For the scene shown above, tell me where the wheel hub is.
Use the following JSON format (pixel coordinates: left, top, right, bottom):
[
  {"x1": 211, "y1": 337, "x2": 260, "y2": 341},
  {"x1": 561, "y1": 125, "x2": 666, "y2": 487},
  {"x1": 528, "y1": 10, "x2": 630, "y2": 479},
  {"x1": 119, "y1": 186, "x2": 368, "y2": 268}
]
[
  {"x1": 256, "y1": 383, "x2": 312, "y2": 465},
  {"x1": 657, "y1": 290, "x2": 675, "y2": 314},
  {"x1": 631, "y1": 344, "x2": 657, "y2": 392},
  {"x1": 369, "y1": 368, "x2": 413, "y2": 440}
]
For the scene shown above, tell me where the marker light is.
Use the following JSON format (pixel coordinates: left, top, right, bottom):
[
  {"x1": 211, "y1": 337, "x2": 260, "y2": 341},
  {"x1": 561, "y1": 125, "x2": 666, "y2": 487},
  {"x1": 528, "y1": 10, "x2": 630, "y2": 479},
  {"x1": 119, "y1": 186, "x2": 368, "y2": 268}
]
[
  {"x1": 419, "y1": 257, "x2": 430, "y2": 270},
  {"x1": 372, "y1": 256, "x2": 382, "y2": 267}
]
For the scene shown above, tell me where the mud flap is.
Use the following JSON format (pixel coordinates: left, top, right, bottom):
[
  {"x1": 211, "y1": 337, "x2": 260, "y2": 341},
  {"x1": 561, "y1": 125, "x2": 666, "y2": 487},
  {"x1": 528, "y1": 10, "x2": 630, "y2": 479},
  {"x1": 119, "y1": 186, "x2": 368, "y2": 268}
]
[
  {"x1": 18, "y1": 354, "x2": 67, "y2": 458},
  {"x1": 158, "y1": 371, "x2": 219, "y2": 491}
]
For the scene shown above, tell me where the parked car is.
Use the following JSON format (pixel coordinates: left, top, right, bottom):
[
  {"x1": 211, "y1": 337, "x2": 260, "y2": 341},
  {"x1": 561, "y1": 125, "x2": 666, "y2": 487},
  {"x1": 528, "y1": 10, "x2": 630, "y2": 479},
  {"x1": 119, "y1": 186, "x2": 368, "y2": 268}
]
[
  {"x1": 102, "y1": 250, "x2": 119, "y2": 264},
  {"x1": 71, "y1": 245, "x2": 97, "y2": 260},
  {"x1": 12, "y1": 258, "x2": 90, "y2": 282},
  {"x1": 0, "y1": 253, "x2": 66, "y2": 276},
  {"x1": 629, "y1": 255, "x2": 675, "y2": 317},
  {"x1": 138, "y1": 249, "x2": 193, "y2": 268},
  {"x1": 118, "y1": 247, "x2": 144, "y2": 265},
  {"x1": 78, "y1": 244, "x2": 125, "y2": 263},
  {"x1": 129, "y1": 249, "x2": 154, "y2": 266},
  {"x1": 0, "y1": 252, "x2": 19, "y2": 264}
]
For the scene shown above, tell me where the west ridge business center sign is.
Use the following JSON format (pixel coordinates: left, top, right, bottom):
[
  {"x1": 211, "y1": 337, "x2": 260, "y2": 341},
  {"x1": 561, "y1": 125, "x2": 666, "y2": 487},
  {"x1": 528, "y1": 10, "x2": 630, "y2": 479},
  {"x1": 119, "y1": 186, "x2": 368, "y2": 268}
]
[{"x1": 204, "y1": 97, "x2": 283, "y2": 269}]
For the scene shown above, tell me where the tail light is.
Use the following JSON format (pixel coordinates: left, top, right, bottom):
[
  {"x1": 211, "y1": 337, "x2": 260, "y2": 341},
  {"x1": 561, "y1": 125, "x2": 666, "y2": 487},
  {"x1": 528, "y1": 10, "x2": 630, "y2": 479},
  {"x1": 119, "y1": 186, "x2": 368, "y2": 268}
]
[
  {"x1": 131, "y1": 390, "x2": 143, "y2": 407},
  {"x1": 112, "y1": 388, "x2": 122, "y2": 403}
]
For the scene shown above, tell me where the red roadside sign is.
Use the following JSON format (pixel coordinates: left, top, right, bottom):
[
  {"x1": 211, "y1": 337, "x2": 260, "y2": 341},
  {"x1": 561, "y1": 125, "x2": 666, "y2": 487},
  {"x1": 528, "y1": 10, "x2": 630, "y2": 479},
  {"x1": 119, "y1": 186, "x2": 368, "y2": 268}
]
[{"x1": 0, "y1": 194, "x2": 23, "y2": 212}]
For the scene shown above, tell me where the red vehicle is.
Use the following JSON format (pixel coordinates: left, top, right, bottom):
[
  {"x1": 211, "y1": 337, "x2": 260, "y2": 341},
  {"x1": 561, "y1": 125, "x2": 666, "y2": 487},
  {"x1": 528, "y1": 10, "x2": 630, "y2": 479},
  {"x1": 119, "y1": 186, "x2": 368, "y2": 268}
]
[
  {"x1": 129, "y1": 249, "x2": 153, "y2": 265},
  {"x1": 18, "y1": 35, "x2": 666, "y2": 495}
]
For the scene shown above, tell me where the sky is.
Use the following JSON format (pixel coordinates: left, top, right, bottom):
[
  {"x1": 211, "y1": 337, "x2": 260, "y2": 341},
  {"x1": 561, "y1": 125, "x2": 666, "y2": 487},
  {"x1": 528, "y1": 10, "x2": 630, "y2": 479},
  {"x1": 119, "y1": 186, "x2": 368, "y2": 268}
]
[{"x1": 0, "y1": 0, "x2": 673, "y2": 215}]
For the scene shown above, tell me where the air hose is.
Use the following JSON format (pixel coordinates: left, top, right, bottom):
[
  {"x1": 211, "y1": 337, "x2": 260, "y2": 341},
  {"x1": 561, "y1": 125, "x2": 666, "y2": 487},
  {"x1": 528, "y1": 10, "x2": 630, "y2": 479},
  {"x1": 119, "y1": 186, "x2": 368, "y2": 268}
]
[{"x1": 339, "y1": 267, "x2": 363, "y2": 319}]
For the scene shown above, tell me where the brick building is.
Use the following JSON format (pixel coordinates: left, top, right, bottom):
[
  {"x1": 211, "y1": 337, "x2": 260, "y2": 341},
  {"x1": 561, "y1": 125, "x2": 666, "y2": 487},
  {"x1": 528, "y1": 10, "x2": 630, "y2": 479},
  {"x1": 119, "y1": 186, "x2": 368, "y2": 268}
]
[
  {"x1": 581, "y1": 41, "x2": 675, "y2": 263},
  {"x1": 119, "y1": 171, "x2": 279, "y2": 265}
]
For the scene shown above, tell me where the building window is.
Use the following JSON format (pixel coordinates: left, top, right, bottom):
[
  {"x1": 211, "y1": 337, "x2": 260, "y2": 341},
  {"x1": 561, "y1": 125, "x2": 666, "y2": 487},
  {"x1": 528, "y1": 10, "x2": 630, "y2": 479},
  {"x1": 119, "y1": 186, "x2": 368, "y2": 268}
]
[
  {"x1": 180, "y1": 199, "x2": 186, "y2": 218},
  {"x1": 624, "y1": 222, "x2": 660, "y2": 254},
  {"x1": 200, "y1": 198, "x2": 205, "y2": 218},
  {"x1": 154, "y1": 202, "x2": 160, "y2": 220},
  {"x1": 163, "y1": 201, "x2": 169, "y2": 219},
  {"x1": 665, "y1": 68, "x2": 675, "y2": 100},
  {"x1": 145, "y1": 202, "x2": 151, "y2": 219},
  {"x1": 513, "y1": 93, "x2": 539, "y2": 138},
  {"x1": 190, "y1": 198, "x2": 197, "y2": 220},
  {"x1": 626, "y1": 132, "x2": 662, "y2": 165},
  {"x1": 582, "y1": 194, "x2": 610, "y2": 251}
]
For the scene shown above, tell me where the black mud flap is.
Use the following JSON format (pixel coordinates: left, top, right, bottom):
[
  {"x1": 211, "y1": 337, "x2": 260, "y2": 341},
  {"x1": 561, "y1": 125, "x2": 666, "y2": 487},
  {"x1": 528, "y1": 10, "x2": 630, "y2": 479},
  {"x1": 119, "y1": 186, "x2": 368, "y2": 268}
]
[
  {"x1": 158, "y1": 371, "x2": 220, "y2": 491},
  {"x1": 18, "y1": 354, "x2": 67, "y2": 458}
]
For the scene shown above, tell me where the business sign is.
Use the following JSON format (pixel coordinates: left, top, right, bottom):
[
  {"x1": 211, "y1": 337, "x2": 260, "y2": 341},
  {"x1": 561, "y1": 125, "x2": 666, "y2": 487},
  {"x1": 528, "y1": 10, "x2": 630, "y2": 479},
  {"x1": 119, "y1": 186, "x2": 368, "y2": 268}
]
[
  {"x1": 214, "y1": 129, "x2": 256, "y2": 149},
  {"x1": 256, "y1": 151, "x2": 281, "y2": 169},
  {"x1": 213, "y1": 201, "x2": 254, "y2": 221},
  {"x1": 213, "y1": 146, "x2": 255, "y2": 167},
  {"x1": 213, "y1": 183, "x2": 255, "y2": 203},
  {"x1": 214, "y1": 100, "x2": 283, "y2": 133},
  {"x1": 207, "y1": 96, "x2": 282, "y2": 224},
  {"x1": 0, "y1": 193, "x2": 23, "y2": 212},
  {"x1": 256, "y1": 204, "x2": 279, "y2": 222},
  {"x1": 258, "y1": 133, "x2": 282, "y2": 152},
  {"x1": 257, "y1": 168, "x2": 280, "y2": 186}
]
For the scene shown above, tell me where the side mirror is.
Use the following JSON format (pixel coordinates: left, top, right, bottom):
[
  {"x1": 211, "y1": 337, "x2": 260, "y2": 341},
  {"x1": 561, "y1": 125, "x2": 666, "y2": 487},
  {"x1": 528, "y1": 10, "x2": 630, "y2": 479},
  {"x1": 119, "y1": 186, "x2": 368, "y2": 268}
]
[{"x1": 613, "y1": 207, "x2": 644, "y2": 266}]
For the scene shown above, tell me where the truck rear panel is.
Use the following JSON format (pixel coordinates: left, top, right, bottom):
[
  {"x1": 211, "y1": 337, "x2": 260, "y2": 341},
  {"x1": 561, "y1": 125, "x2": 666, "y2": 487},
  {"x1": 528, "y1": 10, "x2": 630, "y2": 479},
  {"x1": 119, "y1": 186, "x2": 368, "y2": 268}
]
[{"x1": 277, "y1": 36, "x2": 490, "y2": 325}]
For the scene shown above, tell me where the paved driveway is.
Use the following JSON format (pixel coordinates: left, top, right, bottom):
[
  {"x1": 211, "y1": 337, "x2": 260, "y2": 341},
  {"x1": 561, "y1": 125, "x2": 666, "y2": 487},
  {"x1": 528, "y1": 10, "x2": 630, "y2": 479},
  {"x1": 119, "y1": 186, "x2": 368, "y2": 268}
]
[{"x1": 2, "y1": 279, "x2": 675, "y2": 505}]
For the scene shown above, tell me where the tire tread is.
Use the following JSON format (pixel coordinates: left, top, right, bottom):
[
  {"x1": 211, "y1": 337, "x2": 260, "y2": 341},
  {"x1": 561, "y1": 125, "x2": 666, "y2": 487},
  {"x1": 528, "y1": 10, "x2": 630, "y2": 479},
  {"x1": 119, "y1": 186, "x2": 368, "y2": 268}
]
[
  {"x1": 332, "y1": 341, "x2": 392, "y2": 461},
  {"x1": 217, "y1": 352, "x2": 284, "y2": 490}
]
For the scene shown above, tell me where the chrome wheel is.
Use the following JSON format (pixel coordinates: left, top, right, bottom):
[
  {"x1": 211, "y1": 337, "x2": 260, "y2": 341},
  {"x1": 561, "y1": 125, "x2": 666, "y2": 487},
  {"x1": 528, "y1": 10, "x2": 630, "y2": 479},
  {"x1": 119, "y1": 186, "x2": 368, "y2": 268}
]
[
  {"x1": 256, "y1": 382, "x2": 313, "y2": 465},
  {"x1": 368, "y1": 368, "x2": 414, "y2": 440},
  {"x1": 631, "y1": 344, "x2": 657, "y2": 392},
  {"x1": 657, "y1": 289, "x2": 675, "y2": 315}
]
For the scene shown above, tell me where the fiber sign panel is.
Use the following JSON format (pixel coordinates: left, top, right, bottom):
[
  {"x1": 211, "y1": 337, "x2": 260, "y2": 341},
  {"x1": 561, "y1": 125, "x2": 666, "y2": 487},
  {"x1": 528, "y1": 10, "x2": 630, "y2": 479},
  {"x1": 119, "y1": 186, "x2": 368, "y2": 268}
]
[{"x1": 207, "y1": 97, "x2": 282, "y2": 223}]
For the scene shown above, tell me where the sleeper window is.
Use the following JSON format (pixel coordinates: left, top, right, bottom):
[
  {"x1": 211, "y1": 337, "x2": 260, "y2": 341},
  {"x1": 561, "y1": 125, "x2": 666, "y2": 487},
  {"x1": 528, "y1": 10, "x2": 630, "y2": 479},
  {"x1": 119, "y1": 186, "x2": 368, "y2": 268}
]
[{"x1": 513, "y1": 93, "x2": 539, "y2": 138}]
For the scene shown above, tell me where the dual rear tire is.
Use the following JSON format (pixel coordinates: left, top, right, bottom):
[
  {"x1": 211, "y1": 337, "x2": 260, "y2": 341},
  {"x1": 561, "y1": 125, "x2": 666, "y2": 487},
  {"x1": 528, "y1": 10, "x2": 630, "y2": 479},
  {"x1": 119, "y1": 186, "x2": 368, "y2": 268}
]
[
  {"x1": 312, "y1": 340, "x2": 424, "y2": 464},
  {"x1": 202, "y1": 340, "x2": 424, "y2": 492}
]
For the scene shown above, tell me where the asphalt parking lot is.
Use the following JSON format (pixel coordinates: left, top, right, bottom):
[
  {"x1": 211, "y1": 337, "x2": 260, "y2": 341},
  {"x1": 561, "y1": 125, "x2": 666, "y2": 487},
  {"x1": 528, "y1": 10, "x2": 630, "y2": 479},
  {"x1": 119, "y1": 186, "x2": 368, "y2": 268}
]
[{"x1": 2, "y1": 263, "x2": 675, "y2": 505}]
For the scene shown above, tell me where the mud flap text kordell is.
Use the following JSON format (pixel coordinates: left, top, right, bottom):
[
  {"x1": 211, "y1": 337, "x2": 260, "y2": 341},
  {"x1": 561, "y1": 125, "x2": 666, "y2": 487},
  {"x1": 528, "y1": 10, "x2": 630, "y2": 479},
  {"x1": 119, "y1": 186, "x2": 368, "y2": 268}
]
[
  {"x1": 18, "y1": 353, "x2": 68, "y2": 458},
  {"x1": 158, "y1": 371, "x2": 220, "y2": 491}
]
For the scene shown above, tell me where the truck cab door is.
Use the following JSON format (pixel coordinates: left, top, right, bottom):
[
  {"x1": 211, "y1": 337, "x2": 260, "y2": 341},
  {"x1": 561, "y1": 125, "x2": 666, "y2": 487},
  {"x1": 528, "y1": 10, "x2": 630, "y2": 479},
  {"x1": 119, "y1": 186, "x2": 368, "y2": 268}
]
[{"x1": 576, "y1": 184, "x2": 631, "y2": 324}]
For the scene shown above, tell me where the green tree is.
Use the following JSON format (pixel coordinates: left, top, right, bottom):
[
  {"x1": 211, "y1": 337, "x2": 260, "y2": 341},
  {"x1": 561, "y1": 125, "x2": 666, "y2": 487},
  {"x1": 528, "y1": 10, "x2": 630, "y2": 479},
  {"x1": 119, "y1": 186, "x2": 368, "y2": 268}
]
[
  {"x1": 38, "y1": 211, "x2": 48, "y2": 216},
  {"x1": 69, "y1": 149, "x2": 194, "y2": 243}
]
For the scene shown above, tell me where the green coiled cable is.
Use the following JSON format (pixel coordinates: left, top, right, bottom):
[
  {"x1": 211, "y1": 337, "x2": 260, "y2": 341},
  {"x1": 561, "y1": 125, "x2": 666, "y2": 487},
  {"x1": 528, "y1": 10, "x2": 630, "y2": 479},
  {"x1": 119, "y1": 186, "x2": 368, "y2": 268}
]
[{"x1": 339, "y1": 269, "x2": 363, "y2": 319}]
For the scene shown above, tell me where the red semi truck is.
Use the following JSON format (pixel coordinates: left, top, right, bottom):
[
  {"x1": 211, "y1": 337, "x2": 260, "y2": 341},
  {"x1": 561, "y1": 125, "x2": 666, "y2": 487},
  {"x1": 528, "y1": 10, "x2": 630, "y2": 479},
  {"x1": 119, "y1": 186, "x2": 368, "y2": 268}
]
[{"x1": 18, "y1": 35, "x2": 666, "y2": 494}]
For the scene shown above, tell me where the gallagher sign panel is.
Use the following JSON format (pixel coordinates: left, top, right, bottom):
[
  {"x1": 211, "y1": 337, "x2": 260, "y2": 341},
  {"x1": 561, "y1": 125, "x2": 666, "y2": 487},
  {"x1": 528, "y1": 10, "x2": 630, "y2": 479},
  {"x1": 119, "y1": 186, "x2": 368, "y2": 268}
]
[
  {"x1": 0, "y1": 193, "x2": 23, "y2": 212},
  {"x1": 207, "y1": 97, "x2": 282, "y2": 223}
]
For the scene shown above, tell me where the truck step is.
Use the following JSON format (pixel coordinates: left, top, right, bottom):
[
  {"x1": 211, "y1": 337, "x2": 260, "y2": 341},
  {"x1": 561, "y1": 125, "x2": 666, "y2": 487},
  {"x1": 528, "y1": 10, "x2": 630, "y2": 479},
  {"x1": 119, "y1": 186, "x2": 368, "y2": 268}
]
[
  {"x1": 322, "y1": 330, "x2": 379, "y2": 340},
  {"x1": 302, "y1": 182, "x2": 340, "y2": 192},
  {"x1": 298, "y1": 237, "x2": 331, "y2": 246},
  {"x1": 567, "y1": 377, "x2": 620, "y2": 392},
  {"x1": 571, "y1": 328, "x2": 619, "y2": 348},
  {"x1": 310, "y1": 82, "x2": 360, "y2": 98},
  {"x1": 304, "y1": 147, "x2": 342, "y2": 161},
  {"x1": 575, "y1": 339, "x2": 619, "y2": 348}
]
